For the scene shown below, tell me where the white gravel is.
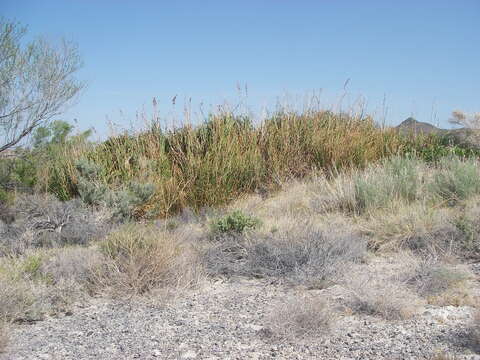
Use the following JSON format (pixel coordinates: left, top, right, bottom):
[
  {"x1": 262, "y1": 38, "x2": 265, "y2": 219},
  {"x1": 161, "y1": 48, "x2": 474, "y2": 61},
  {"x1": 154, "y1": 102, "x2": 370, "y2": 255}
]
[{"x1": 3, "y1": 276, "x2": 480, "y2": 360}]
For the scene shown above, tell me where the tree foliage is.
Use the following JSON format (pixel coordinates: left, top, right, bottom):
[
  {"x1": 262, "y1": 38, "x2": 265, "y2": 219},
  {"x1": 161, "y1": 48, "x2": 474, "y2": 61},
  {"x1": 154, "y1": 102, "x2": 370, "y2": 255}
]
[{"x1": 0, "y1": 19, "x2": 84, "y2": 153}]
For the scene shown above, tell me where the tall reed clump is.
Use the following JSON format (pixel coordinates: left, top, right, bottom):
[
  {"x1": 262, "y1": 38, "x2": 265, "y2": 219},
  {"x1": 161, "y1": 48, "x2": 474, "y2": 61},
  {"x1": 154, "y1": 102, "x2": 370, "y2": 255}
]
[{"x1": 37, "y1": 109, "x2": 408, "y2": 218}]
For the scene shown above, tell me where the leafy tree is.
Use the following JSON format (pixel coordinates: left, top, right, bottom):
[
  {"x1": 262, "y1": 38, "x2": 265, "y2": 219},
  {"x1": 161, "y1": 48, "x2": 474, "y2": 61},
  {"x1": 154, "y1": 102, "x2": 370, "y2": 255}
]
[
  {"x1": 0, "y1": 19, "x2": 84, "y2": 153},
  {"x1": 33, "y1": 120, "x2": 74, "y2": 149}
]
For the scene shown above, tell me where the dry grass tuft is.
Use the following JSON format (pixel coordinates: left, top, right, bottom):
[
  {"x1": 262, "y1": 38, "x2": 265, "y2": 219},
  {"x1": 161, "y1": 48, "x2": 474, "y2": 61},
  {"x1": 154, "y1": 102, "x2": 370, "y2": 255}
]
[
  {"x1": 40, "y1": 246, "x2": 103, "y2": 287},
  {"x1": 267, "y1": 295, "x2": 335, "y2": 339},
  {"x1": 96, "y1": 224, "x2": 202, "y2": 295},
  {"x1": 0, "y1": 271, "x2": 35, "y2": 322},
  {"x1": 346, "y1": 271, "x2": 421, "y2": 320},
  {"x1": 471, "y1": 308, "x2": 480, "y2": 348},
  {"x1": 0, "y1": 322, "x2": 8, "y2": 354}
]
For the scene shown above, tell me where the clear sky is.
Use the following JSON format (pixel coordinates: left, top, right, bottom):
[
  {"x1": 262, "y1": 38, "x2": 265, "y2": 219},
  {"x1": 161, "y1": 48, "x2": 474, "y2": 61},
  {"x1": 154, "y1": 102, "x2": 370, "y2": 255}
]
[{"x1": 2, "y1": 0, "x2": 479, "y2": 137}]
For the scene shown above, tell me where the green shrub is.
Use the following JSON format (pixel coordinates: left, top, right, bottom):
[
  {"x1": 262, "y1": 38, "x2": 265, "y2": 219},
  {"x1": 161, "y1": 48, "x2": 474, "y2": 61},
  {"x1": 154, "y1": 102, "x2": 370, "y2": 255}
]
[
  {"x1": 401, "y1": 133, "x2": 480, "y2": 163},
  {"x1": 20, "y1": 254, "x2": 44, "y2": 279},
  {"x1": 354, "y1": 156, "x2": 420, "y2": 211},
  {"x1": 75, "y1": 159, "x2": 154, "y2": 220},
  {"x1": 211, "y1": 210, "x2": 261, "y2": 235},
  {"x1": 430, "y1": 157, "x2": 480, "y2": 204}
]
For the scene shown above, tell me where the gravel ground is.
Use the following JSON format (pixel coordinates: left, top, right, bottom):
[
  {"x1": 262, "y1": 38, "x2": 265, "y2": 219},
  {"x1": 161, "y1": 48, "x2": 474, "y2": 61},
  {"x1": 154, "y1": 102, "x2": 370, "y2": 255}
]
[{"x1": 3, "y1": 276, "x2": 480, "y2": 360}]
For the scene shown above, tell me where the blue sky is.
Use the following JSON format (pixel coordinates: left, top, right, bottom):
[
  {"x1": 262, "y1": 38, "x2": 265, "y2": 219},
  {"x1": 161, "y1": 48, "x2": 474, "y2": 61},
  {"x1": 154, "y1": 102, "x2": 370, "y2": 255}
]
[{"x1": 2, "y1": 1, "x2": 479, "y2": 137}]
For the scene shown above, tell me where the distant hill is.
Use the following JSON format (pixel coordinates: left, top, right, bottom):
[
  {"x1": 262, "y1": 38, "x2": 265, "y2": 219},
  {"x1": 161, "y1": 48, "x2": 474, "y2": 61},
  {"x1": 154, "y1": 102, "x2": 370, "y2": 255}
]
[{"x1": 396, "y1": 117, "x2": 480, "y2": 151}]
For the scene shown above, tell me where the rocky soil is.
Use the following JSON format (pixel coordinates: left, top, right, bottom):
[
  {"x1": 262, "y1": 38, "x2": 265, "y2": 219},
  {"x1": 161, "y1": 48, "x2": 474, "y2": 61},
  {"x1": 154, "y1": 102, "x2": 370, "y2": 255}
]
[{"x1": 3, "y1": 273, "x2": 480, "y2": 360}]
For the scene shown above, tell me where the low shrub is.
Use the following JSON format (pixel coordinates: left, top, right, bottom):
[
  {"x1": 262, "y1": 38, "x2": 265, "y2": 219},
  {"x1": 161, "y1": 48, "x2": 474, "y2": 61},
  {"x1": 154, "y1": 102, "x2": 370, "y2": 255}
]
[
  {"x1": 346, "y1": 274, "x2": 420, "y2": 320},
  {"x1": 354, "y1": 156, "x2": 421, "y2": 212},
  {"x1": 205, "y1": 222, "x2": 366, "y2": 286},
  {"x1": 267, "y1": 295, "x2": 334, "y2": 339},
  {"x1": 76, "y1": 159, "x2": 155, "y2": 220},
  {"x1": 247, "y1": 225, "x2": 365, "y2": 285},
  {"x1": 0, "y1": 322, "x2": 8, "y2": 353},
  {"x1": 472, "y1": 309, "x2": 480, "y2": 350},
  {"x1": 430, "y1": 157, "x2": 480, "y2": 204},
  {"x1": 0, "y1": 194, "x2": 110, "y2": 255},
  {"x1": 408, "y1": 262, "x2": 469, "y2": 298},
  {"x1": 0, "y1": 271, "x2": 35, "y2": 322},
  {"x1": 429, "y1": 352, "x2": 459, "y2": 360},
  {"x1": 210, "y1": 210, "x2": 261, "y2": 236},
  {"x1": 97, "y1": 224, "x2": 199, "y2": 295},
  {"x1": 39, "y1": 247, "x2": 103, "y2": 288}
]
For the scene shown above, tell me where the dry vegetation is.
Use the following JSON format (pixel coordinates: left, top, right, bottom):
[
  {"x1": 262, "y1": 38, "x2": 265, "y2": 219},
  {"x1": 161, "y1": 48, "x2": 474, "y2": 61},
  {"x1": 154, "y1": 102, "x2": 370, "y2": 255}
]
[
  {"x1": 0, "y1": 322, "x2": 8, "y2": 354},
  {"x1": 0, "y1": 107, "x2": 479, "y2": 356},
  {"x1": 266, "y1": 295, "x2": 335, "y2": 339}
]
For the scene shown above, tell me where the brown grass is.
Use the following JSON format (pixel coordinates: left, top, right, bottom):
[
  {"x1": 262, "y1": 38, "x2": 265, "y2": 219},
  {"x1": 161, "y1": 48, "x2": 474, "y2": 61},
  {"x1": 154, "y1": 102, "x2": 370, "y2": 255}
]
[{"x1": 95, "y1": 224, "x2": 202, "y2": 295}]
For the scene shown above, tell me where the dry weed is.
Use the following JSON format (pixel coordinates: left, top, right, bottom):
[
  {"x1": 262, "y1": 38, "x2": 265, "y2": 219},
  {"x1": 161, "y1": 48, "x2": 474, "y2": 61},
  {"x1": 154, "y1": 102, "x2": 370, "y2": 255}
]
[
  {"x1": 96, "y1": 224, "x2": 202, "y2": 295},
  {"x1": 346, "y1": 271, "x2": 421, "y2": 320},
  {"x1": 470, "y1": 308, "x2": 480, "y2": 348},
  {"x1": 0, "y1": 322, "x2": 8, "y2": 354},
  {"x1": 267, "y1": 295, "x2": 335, "y2": 339}
]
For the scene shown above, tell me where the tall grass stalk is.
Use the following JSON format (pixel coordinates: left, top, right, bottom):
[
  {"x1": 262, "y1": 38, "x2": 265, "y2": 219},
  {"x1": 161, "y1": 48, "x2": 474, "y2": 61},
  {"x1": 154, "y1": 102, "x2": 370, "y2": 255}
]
[{"x1": 37, "y1": 109, "x2": 409, "y2": 217}]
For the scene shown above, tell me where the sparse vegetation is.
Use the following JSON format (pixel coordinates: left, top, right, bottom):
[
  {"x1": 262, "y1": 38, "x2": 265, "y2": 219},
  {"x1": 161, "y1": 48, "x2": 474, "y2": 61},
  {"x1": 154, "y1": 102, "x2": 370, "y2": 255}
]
[
  {"x1": 346, "y1": 272, "x2": 420, "y2": 320},
  {"x1": 267, "y1": 295, "x2": 335, "y2": 338},
  {"x1": 0, "y1": 60, "x2": 478, "y2": 354},
  {"x1": 96, "y1": 224, "x2": 201, "y2": 295},
  {"x1": 429, "y1": 352, "x2": 460, "y2": 360},
  {"x1": 472, "y1": 309, "x2": 480, "y2": 349},
  {"x1": 0, "y1": 322, "x2": 8, "y2": 353},
  {"x1": 430, "y1": 157, "x2": 480, "y2": 204},
  {"x1": 0, "y1": 193, "x2": 109, "y2": 255}
]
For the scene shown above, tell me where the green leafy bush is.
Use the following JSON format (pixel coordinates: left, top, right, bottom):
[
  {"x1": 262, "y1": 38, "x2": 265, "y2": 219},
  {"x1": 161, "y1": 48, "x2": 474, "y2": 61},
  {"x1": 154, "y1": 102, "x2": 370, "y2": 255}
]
[{"x1": 211, "y1": 210, "x2": 261, "y2": 235}]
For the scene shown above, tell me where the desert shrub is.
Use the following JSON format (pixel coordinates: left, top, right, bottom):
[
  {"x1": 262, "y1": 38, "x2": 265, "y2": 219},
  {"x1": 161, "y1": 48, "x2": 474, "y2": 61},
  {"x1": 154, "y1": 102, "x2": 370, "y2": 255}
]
[
  {"x1": 0, "y1": 201, "x2": 15, "y2": 225},
  {"x1": 97, "y1": 224, "x2": 199, "y2": 295},
  {"x1": 407, "y1": 262, "x2": 469, "y2": 298},
  {"x1": 451, "y1": 213, "x2": 480, "y2": 258},
  {"x1": 430, "y1": 157, "x2": 480, "y2": 204},
  {"x1": 0, "y1": 322, "x2": 8, "y2": 353},
  {"x1": 0, "y1": 271, "x2": 35, "y2": 322},
  {"x1": 210, "y1": 210, "x2": 261, "y2": 236},
  {"x1": 472, "y1": 309, "x2": 480, "y2": 349},
  {"x1": 363, "y1": 201, "x2": 480, "y2": 258},
  {"x1": 202, "y1": 236, "x2": 248, "y2": 277},
  {"x1": 209, "y1": 222, "x2": 367, "y2": 285},
  {"x1": 0, "y1": 252, "x2": 93, "y2": 322},
  {"x1": 267, "y1": 295, "x2": 334, "y2": 339},
  {"x1": 76, "y1": 158, "x2": 155, "y2": 220},
  {"x1": 0, "y1": 194, "x2": 109, "y2": 255},
  {"x1": 346, "y1": 273, "x2": 420, "y2": 320},
  {"x1": 354, "y1": 156, "x2": 420, "y2": 212},
  {"x1": 39, "y1": 247, "x2": 103, "y2": 287},
  {"x1": 0, "y1": 321, "x2": 10, "y2": 354}
]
